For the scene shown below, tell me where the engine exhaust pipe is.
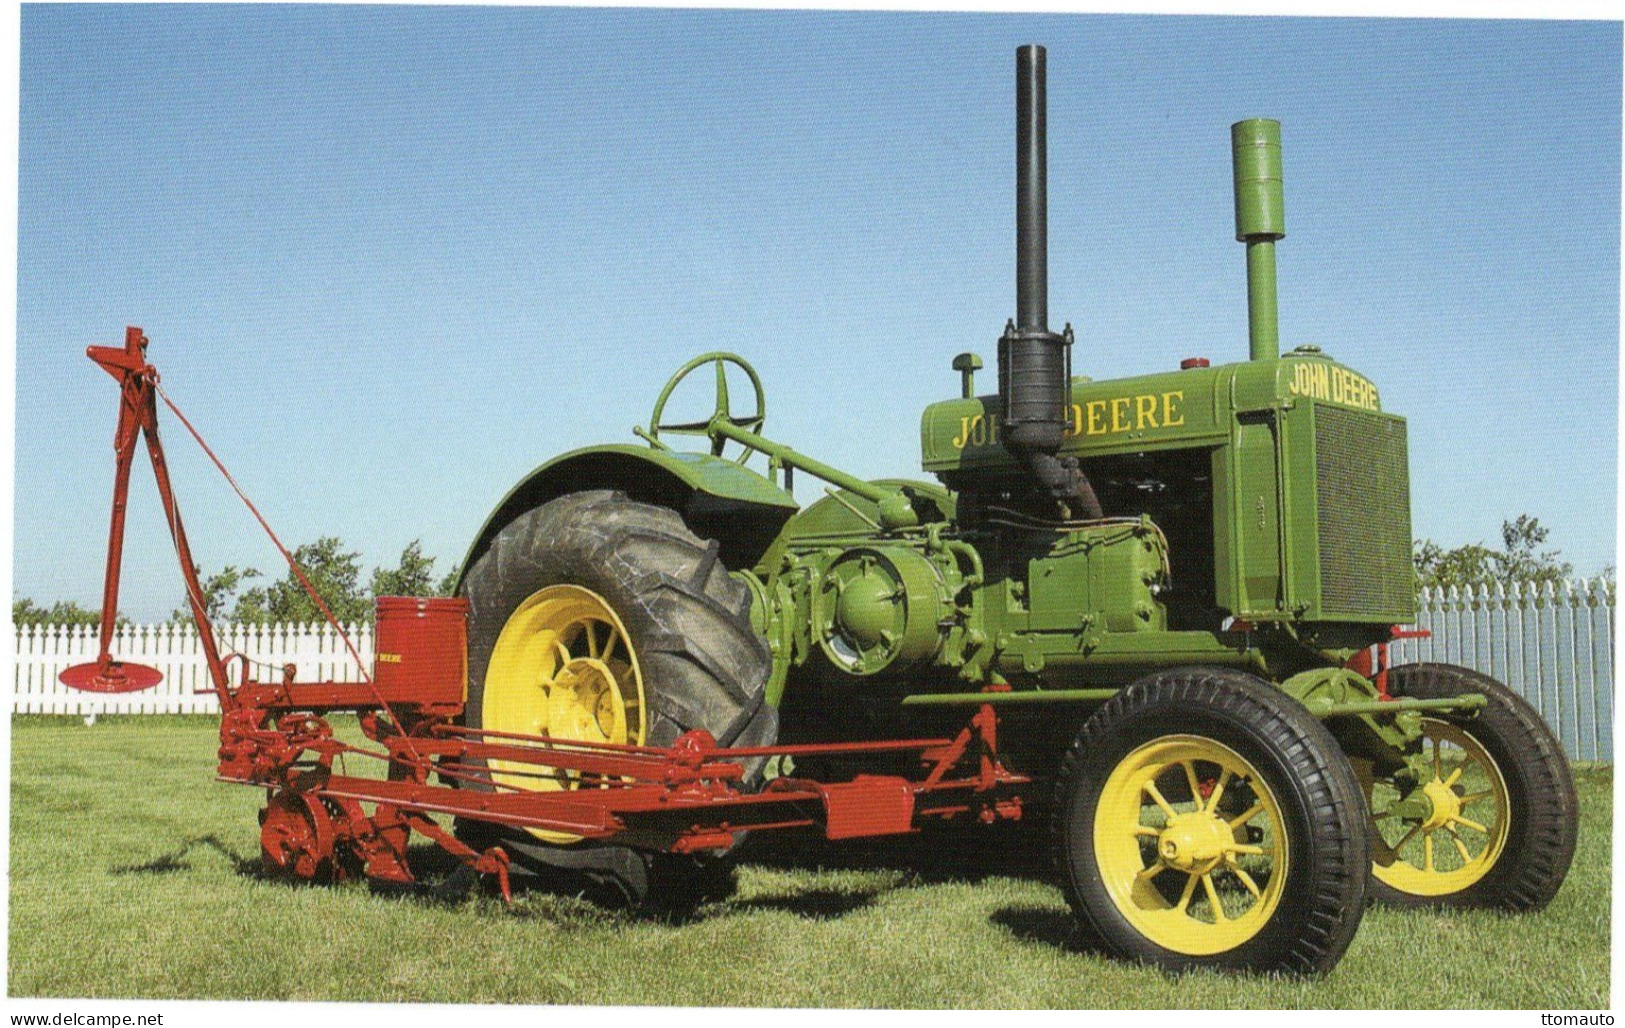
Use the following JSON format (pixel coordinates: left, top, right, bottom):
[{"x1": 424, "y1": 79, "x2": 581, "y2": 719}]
[
  {"x1": 1015, "y1": 43, "x2": 1048, "y2": 333},
  {"x1": 998, "y1": 44, "x2": 1101, "y2": 520}
]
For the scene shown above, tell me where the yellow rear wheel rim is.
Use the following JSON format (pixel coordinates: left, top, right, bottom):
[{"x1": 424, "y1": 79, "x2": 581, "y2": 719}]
[
  {"x1": 1094, "y1": 735, "x2": 1290, "y2": 956},
  {"x1": 1368, "y1": 719, "x2": 1510, "y2": 896},
  {"x1": 483, "y1": 584, "x2": 647, "y2": 842}
]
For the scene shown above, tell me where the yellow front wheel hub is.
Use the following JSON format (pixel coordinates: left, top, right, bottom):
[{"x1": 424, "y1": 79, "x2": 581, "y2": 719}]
[
  {"x1": 1368, "y1": 719, "x2": 1510, "y2": 896},
  {"x1": 482, "y1": 584, "x2": 647, "y2": 842},
  {"x1": 1094, "y1": 735, "x2": 1289, "y2": 956}
]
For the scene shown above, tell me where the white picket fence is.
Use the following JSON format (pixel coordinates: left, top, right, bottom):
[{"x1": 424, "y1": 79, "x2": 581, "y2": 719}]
[
  {"x1": 9, "y1": 579, "x2": 1616, "y2": 760},
  {"x1": 1392, "y1": 579, "x2": 1615, "y2": 762},
  {"x1": 10, "y1": 621, "x2": 374, "y2": 715}
]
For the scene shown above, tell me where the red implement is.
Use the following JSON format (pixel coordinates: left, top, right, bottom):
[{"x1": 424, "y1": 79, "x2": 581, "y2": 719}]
[{"x1": 70, "y1": 327, "x2": 1034, "y2": 902}]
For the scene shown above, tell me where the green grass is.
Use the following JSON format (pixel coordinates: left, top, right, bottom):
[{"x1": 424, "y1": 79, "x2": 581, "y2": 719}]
[{"x1": 9, "y1": 715, "x2": 1611, "y2": 1007}]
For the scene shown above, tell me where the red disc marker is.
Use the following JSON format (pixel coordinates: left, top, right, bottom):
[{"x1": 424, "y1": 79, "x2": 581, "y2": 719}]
[{"x1": 59, "y1": 660, "x2": 163, "y2": 693}]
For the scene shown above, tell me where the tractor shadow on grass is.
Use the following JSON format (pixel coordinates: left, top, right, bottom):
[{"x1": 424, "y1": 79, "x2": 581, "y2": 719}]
[
  {"x1": 707, "y1": 819, "x2": 1061, "y2": 924},
  {"x1": 111, "y1": 834, "x2": 260, "y2": 877},
  {"x1": 734, "y1": 819, "x2": 1054, "y2": 886},
  {"x1": 111, "y1": 823, "x2": 1070, "y2": 934},
  {"x1": 987, "y1": 905, "x2": 1108, "y2": 958},
  {"x1": 725, "y1": 884, "x2": 888, "y2": 920}
]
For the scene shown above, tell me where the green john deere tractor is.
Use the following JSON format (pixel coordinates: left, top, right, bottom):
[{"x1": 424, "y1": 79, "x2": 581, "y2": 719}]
[{"x1": 451, "y1": 46, "x2": 1577, "y2": 973}]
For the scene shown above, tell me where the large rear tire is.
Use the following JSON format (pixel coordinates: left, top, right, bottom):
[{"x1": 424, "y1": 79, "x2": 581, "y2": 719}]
[
  {"x1": 1363, "y1": 663, "x2": 1577, "y2": 911},
  {"x1": 454, "y1": 490, "x2": 776, "y2": 913},
  {"x1": 1051, "y1": 667, "x2": 1368, "y2": 975}
]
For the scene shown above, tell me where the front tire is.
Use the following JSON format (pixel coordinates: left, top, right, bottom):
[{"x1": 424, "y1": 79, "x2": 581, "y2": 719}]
[
  {"x1": 454, "y1": 490, "x2": 776, "y2": 912},
  {"x1": 1051, "y1": 667, "x2": 1368, "y2": 975},
  {"x1": 1364, "y1": 663, "x2": 1577, "y2": 911}
]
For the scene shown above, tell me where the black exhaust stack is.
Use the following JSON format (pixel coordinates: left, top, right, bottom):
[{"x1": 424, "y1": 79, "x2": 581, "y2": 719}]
[{"x1": 997, "y1": 45, "x2": 1101, "y2": 520}]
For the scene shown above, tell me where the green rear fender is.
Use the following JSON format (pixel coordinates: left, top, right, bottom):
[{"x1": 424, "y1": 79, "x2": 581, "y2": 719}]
[{"x1": 456, "y1": 444, "x2": 799, "y2": 590}]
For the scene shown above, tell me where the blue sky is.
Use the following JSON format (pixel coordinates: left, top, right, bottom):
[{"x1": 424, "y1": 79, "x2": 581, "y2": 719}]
[{"x1": 15, "y1": 6, "x2": 1621, "y2": 621}]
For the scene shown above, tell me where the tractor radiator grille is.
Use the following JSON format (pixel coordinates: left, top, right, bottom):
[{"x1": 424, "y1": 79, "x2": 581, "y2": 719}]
[{"x1": 1314, "y1": 405, "x2": 1415, "y2": 619}]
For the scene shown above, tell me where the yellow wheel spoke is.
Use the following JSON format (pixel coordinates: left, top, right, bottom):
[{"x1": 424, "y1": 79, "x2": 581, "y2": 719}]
[
  {"x1": 1175, "y1": 872, "x2": 1200, "y2": 914},
  {"x1": 1144, "y1": 782, "x2": 1178, "y2": 820},
  {"x1": 1448, "y1": 829, "x2": 1473, "y2": 864},
  {"x1": 1201, "y1": 873, "x2": 1227, "y2": 922},
  {"x1": 1229, "y1": 862, "x2": 1262, "y2": 899},
  {"x1": 1182, "y1": 761, "x2": 1202, "y2": 803},
  {"x1": 483, "y1": 584, "x2": 648, "y2": 845},
  {"x1": 1095, "y1": 735, "x2": 1287, "y2": 955},
  {"x1": 1228, "y1": 802, "x2": 1265, "y2": 829},
  {"x1": 1370, "y1": 717, "x2": 1510, "y2": 898}
]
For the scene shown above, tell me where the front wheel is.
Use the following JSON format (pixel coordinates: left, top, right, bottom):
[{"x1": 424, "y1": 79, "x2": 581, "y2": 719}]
[
  {"x1": 1363, "y1": 663, "x2": 1577, "y2": 910},
  {"x1": 1051, "y1": 667, "x2": 1369, "y2": 975}
]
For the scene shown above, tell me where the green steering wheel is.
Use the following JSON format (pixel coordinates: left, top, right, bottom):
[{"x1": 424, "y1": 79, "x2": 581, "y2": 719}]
[{"x1": 647, "y1": 352, "x2": 767, "y2": 464}]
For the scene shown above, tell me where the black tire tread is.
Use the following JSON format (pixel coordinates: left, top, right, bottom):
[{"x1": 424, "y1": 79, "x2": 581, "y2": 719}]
[
  {"x1": 1369, "y1": 663, "x2": 1577, "y2": 912},
  {"x1": 455, "y1": 490, "x2": 775, "y2": 914},
  {"x1": 1050, "y1": 666, "x2": 1369, "y2": 975}
]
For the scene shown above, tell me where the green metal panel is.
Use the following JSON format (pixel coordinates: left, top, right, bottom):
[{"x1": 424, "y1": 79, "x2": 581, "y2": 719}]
[
  {"x1": 489, "y1": 443, "x2": 797, "y2": 516},
  {"x1": 457, "y1": 444, "x2": 798, "y2": 590},
  {"x1": 1233, "y1": 416, "x2": 1283, "y2": 616},
  {"x1": 919, "y1": 353, "x2": 1385, "y2": 473},
  {"x1": 1022, "y1": 521, "x2": 1166, "y2": 634},
  {"x1": 921, "y1": 364, "x2": 1228, "y2": 471}
]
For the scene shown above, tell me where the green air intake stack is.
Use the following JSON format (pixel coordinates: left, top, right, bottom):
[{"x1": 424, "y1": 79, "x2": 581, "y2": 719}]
[{"x1": 1231, "y1": 118, "x2": 1285, "y2": 361}]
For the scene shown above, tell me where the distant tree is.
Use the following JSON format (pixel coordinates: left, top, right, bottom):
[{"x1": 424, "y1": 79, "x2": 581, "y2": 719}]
[
  {"x1": 231, "y1": 536, "x2": 370, "y2": 625},
  {"x1": 11, "y1": 598, "x2": 123, "y2": 628},
  {"x1": 170, "y1": 564, "x2": 260, "y2": 624},
  {"x1": 437, "y1": 563, "x2": 461, "y2": 597},
  {"x1": 1415, "y1": 515, "x2": 1573, "y2": 589},
  {"x1": 1496, "y1": 515, "x2": 1573, "y2": 584},
  {"x1": 370, "y1": 540, "x2": 440, "y2": 598},
  {"x1": 1411, "y1": 539, "x2": 1495, "y2": 588},
  {"x1": 25, "y1": 537, "x2": 458, "y2": 631}
]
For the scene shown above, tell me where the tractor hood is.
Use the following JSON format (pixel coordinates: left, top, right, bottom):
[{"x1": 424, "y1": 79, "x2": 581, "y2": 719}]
[{"x1": 921, "y1": 347, "x2": 1384, "y2": 472}]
